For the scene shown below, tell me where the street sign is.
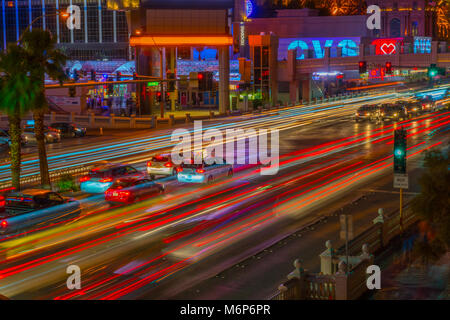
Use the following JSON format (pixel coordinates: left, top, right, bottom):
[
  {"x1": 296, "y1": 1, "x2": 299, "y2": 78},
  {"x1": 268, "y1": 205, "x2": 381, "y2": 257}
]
[
  {"x1": 147, "y1": 81, "x2": 159, "y2": 87},
  {"x1": 394, "y1": 173, "x2": 409, "y2": 189},
  {"x1": 340, "y1": 214, "x2": 354, "y2": 241}
]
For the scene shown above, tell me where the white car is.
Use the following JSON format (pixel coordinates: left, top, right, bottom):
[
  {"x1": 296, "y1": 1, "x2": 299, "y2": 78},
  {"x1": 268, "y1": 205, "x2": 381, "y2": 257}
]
[
  {"x1": 177, "y1": 158, "x2": 233, "y2": 184},
  {"x1": 146, "y1": 155, "x2": 178, "y2": 179}
]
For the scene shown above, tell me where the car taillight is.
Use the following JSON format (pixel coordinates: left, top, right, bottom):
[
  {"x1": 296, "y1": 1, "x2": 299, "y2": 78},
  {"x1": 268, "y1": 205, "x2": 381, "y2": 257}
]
[
  {"x1": 196, "y1": 168, "x2": 205, "y2": 174},
  {"x1": 79, "y1": 176, "x2": 91, "y2": 183},
  {"x1": 147, "y1": 161, "x2": 152, "y2": 167},
  {"x1": 176, "y1": 167, "x2": 183, "y2": 172},
  {"x1": 164, "y1": 162, "x2": 173, "y2": 167},
  {"x1": 99, "y1": 177, "x2": 113, "y2": 183},
  {"x1": 1, "y1": 220, "x2": 7, "y2": 228}
]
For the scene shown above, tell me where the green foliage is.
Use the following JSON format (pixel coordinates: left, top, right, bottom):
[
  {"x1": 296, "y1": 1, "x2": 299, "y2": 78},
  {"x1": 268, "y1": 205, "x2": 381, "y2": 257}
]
[
  {"x1": 0, "y1": 44, "x2": 39, "y2": 116},
  {"x1": 411, "y1": 148, "x2": 450, "y2": 249},
  {"x1": 56, "y1": 173, "x2": 79, "y2": 192}
]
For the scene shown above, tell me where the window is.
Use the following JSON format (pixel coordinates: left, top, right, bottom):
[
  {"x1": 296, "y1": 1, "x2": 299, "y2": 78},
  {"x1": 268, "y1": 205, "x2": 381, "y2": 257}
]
[
  {"x1": 390, "y1": 18, "x2": 401, "y2": 37},
  {"x1": 412, "y1": 21, "x2": 418, "y2": 36},
  {"x1": 125, "y1": 166, "x2": 138, "y2": 174}
]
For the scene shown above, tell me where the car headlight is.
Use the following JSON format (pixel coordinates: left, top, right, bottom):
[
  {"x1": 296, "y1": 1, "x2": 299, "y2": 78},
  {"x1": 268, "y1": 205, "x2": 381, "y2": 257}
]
[{"x1": 393, "y1": 113, "x2": 398, "y2": 117}]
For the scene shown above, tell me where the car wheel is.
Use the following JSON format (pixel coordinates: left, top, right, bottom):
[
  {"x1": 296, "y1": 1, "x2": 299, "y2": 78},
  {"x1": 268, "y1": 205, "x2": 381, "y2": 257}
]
[{"x1": 227, "y1": 169, "x2": 233, "y2": 177}]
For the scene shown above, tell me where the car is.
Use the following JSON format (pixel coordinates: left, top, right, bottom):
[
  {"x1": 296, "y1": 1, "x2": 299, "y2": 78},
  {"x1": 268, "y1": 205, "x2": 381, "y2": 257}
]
[
  {"x1": 354, "y1": 105, "x2": 377, "y2": 122},
  {"x1": 146, "y1": 154, "x2": 179, "y2": 179},
  {"x1": 0, "y1": 129, "x2": 27, "y2": 146},
  {"x1": 105, "y1": 177, "x2": 164, "y2": 204},
  {"x1": 0, "y1": 189, "x2": 81, "y2": 235},
  {"x1": 418, "y1": 96, "x2": 436, "y2": 112},
  {"x1": 177, "y1": 158, "x2": 233, "y2": 184},
  {"x1": 79, "y1": 163, "x2": 146, "y2": 193},
  {"x1": 404, "y1": 102, "x2": 422, "y2": 118},
  {"x1": 375, "y1": 104, "x2": 407, "y2": 122},
  {"x1": 22, "y1": 125, "x2": 61, "y2": 144},
  {"x1": 50, "y1": 122, "x2": 86, "y2": 138}
]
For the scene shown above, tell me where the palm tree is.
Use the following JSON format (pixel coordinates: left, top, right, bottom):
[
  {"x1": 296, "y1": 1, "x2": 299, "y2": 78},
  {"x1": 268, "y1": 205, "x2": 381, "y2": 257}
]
[
  {"x1": 20, "y1": 30, "x2": 67, "y2": 189},
  {"x1": 0, "y1": 44, "x2": 39, "y2": 190}
]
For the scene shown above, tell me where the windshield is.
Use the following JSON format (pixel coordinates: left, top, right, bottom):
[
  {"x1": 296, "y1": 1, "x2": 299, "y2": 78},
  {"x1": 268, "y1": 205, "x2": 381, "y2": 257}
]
[{"x1": 110, "y1": 180, "x2": 134, "y2": 189}]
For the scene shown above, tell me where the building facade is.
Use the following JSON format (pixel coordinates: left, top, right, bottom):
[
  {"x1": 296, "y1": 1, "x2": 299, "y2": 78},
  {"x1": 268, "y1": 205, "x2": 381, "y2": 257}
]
[{"x1": 0, "y1": 0, "x2": 130, "y2": 60}]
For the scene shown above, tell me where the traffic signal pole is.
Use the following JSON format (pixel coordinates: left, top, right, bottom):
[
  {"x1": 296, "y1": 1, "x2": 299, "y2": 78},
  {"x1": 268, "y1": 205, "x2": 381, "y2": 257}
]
[{"x1": 160, "y1": 49, "x2": 165, "y2": 119}]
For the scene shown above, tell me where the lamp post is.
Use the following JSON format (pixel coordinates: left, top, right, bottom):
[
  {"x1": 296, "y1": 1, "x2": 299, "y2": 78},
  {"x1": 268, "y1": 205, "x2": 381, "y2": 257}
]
[{"x1": 17, "y1": 11, "x2": 70, "y2": 43}]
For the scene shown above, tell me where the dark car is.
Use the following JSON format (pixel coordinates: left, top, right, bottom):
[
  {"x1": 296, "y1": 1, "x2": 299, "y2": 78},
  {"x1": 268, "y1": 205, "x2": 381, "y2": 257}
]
[
  {"x1": 50, "y1": 122, "x2": 86, "y2": 138},
  {"x1": 418, "y1": 96, "x2": 436, "y2": 112},
  {"x1": 105, "y1": 178, "x2": 164, "y2": 204},
  {"x1": 404, "y1": 102, "x2": 422, "y2": 118},
  {"x1": 354, "y1": 105, "x2": 377, "y2": 122},
  {"x1": 376, "y1": 105, "x2": 407, "y2": 122},
  {"x1": 0, "y1": 189, "x2": 81, "y2": 235},
  {"x1": 80, "y1": 163, "x2": 147, "y2": 193},
  {"x1": 0, "y1": 129, "x2": 26, "y2": 146}
]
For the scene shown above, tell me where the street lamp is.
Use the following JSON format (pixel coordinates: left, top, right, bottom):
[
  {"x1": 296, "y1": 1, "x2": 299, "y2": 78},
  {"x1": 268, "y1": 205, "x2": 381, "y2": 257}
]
[{"x1": 17, "y1": 11, "x2": 70, "y2": 43}]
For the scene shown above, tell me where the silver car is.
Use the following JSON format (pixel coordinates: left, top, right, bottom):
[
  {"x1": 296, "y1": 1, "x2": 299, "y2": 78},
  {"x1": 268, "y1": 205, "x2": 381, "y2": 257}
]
[
  {"x1": 22, "y1": 125, "x2": 61, "y2": 144},
  {"x1": 146, "y1": 154, "x2": 178, "y2": 179}
]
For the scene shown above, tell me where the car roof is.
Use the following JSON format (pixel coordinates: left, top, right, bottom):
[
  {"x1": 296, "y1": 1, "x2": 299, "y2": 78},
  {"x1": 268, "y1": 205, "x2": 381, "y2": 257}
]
[
  {"x1": 89, "y1": 163, "x2": 127, "y2": 171},
  {"x1": 8, "y1": 189, "x2": 52, "y2": 197}
]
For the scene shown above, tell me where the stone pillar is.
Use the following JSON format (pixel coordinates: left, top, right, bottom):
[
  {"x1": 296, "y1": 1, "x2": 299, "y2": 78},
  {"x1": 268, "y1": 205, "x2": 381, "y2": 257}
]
[
  {"x1": 301, "y1": 77, "x2": 311, "y2": 102},
  {"x1": 218, "y1": 46, "x2": 230, "y2": 114},
  {"x1": 80, "y1": 87, "x2": 88, "y2": 115},
  {"x1": 320, "y1": 240, "x2": 336, "y2": 275},
  {"x1": 431, "y1": 41, "x2": 439, "y2": 64},
  {"x1": 287, "y1": 49, "x2": 297, "y2": 104},
  {"x1": 289, "y1": 80, "x2": 299, "y2": 103}
]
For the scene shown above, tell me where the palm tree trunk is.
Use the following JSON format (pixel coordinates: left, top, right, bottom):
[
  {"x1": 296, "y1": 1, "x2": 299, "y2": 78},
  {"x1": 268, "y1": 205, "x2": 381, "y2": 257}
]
[
  {"x1": 9, "y1": 108, "x2": 22, "y2": 191},
  {"x1": 33, "y1": 109, "x2": 51, "y2": 189}
]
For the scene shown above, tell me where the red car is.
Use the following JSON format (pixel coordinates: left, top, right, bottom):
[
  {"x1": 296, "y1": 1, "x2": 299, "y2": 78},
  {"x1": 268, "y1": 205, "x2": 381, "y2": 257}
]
[{"x1": 105, "y1": 178, "x2": 164, "y2": 204}]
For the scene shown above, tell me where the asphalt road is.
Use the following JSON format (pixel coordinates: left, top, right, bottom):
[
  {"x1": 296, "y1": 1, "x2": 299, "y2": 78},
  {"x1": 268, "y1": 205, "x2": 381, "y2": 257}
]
[{"x1": 0, "y1": 87, "x2": 448, "y2": 300}]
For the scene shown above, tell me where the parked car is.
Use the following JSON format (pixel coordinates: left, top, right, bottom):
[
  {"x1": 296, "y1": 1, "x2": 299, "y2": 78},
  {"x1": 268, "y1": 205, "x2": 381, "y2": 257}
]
[
  {"x1": 0, "y1": 129, "x2": 26, "y2": 146},
  {"x1": 177, "y1": 158, "x2": 233, "y2": 184},
  {"x1": 50, "y1": 122, "x2": 86, "y2": 138},
  {"x1": 105, "y1": 177, "x2": 164, "y2": 204},
  {"x1": 146, "y1": 154, "x2": 179, "y2": 179},
  {"x1": 22, "y1": 125, "x2": 61, "y2": 144},
  {"x1": 0, "y1": 189, "x2": 80, "y2": 235},
  {"x1": 80, "y1": 163, "x2": 146, "y2": 193}
]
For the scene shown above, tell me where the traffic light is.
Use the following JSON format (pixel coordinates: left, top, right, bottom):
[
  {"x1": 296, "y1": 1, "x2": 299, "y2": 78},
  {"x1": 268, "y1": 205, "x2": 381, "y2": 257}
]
[
  {"x1": 393, "y1": 128, "x2": 407, "y2": 174},
  {"x1": 385, "y1": 62, "x2": 392, "y2": 74},
  {"x1": 68, "y1": 86, "x2": 76, "y2": 97},
  {"x1": 116, "y1": 71, "x2": 121, "y2": 81},
  {"x1": 156, "y1": 92, "x2": 162, "y2": 102},
  {"x1": 358, "y1": 61, "x2": 367, "y2": 74},
  {"x1": 428, "y1": 64, "x2": 438, "y2": 78},
  {"x1": 90, "y1": 69, "x2": 96, "y2": 81},
  {"x1": 167, "y1": 72, "x2": 176, "y2": 92},
  {"x1": 205, "y1": 72, "x2": 214, "y2": 91},
  {"x1": 198, "y1": 72, "x2": 206, "y2": 91}
]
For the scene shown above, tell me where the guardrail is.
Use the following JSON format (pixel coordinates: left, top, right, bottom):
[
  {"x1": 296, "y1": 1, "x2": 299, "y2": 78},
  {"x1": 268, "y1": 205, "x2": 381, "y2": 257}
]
[{"x1": 271, "y1": 205, "x2": 419, "y2": 300}]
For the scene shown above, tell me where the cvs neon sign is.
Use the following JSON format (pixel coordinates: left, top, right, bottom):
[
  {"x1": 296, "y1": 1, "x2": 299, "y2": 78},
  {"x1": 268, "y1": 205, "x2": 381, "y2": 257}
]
[{"x1": 280, "y1": 38, "x2": 360, "y2": 60}]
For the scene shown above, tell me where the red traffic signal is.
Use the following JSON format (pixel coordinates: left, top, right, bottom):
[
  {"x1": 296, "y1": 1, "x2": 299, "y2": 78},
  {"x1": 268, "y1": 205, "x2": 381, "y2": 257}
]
[
  {"x1": 198, "y1": 73, "x2": 204, "y2": 80},
  {"x1": 358, "y1": 61, "x2": 367, "y2": 74},
  {"x1": 385, "y1": 62, "x2": 393, "y2": 74}
]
